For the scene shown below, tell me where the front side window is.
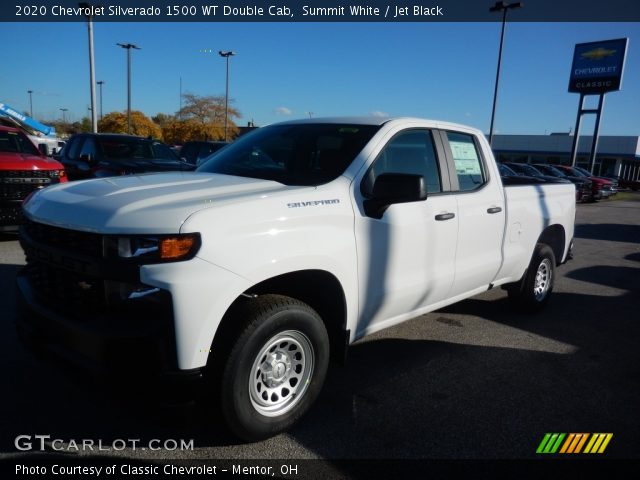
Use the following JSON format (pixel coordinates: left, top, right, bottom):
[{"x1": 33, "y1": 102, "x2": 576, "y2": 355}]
[
  {"x1": 197, "y1": 124, "x2": 379, "y2": 186},
  {"x1": 362, "y1": 129, "x2": 441, "y2": 197},
  {"x1": 446, "y1": 132, "x2": 486, "y2": 191}
]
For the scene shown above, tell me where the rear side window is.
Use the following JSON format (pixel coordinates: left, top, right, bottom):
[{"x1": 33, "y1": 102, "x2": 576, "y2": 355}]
[
  {"x1": 446, "y1": 132, "x2": 486, "y2": 191},
  {"x1": 152, "y1": 141, "x2": 177, "y2": 160},
  {"x1": 362, "y1": 129, "x2": 442, "y2": 196},
  {"x1": 79, "y1": 137, "x2": 97, "y2": 159}
]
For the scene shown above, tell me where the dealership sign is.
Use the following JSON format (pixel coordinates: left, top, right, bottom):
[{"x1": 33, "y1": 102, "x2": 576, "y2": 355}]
[{"x1": 568, "y1": 38, "x2": 628, "y2": 93}]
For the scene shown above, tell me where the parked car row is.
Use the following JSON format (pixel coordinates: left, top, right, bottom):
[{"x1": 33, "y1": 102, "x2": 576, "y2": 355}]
[
  {"x1": 555, "y1": 165, "x2": 617, "y2": 201},
  {"x1": 602, "y1": 174, "x2": 640, "y2": 191},
  {"x1": 497, "y1": 161, "x2": 619, "y2": 203}
]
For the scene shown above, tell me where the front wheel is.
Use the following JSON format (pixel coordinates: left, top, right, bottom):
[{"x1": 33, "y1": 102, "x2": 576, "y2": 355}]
[
  {"x1": 217, "y1": 295, "x2": 329, "y2": 441},
  {"x1": 507, "y1": 243, "x2": 556, "y2": 312}
]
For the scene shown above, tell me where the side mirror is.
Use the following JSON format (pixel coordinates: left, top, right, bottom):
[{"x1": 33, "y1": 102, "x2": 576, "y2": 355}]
[
  {"x1": 79, "y1": 153, "x2": 96, "y2": 165},
  {"x1": 364, "y1": 173, "x2": 427, "y2": 219},
  {"x1": 38, "y1": 144, "x2": 49, "y2": 156}
]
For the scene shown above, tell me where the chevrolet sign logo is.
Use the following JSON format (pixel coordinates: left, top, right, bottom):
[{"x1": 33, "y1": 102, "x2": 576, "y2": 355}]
[{"x1": 581, "y1": 48, "x2": 616, "y2": 60}]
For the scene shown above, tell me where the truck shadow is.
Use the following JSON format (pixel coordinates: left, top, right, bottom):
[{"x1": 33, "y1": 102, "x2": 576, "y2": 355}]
[{"x1": 574, "y1": 223, "x2": 640, "y2": 243}]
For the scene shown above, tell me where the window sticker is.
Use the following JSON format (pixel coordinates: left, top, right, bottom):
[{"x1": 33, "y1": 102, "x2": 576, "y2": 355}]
[{"x1": 450, "y1": 141, "x2": 481, "y2": 175}]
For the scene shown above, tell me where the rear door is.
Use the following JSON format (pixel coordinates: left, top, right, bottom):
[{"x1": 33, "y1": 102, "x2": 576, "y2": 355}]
[{"x1": 440, "y1": 130, "x2": 505, "y2": 297}]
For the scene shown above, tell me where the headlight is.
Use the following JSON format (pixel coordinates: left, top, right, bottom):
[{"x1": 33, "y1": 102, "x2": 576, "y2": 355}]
[{"x1": 104, "y1": 233, "x2": 201, "y2": 263}]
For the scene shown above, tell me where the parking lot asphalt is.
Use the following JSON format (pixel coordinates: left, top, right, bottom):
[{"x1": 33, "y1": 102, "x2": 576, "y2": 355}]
[{"x1": 1, "y1": 196, "x2": 639, "y2": 462}]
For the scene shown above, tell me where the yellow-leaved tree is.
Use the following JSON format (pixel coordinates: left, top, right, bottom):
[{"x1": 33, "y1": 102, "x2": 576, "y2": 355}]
[
  {"x1": 164, "y1": 93, "x2": 240, "y2": 143},
  {"x1": 98, "y1": 111, "x2": 162, "y2": 138}
]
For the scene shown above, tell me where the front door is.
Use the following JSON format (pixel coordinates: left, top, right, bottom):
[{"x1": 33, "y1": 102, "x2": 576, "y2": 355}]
[{"x1": 354, "y1": 129, "x2": 458, "y2": 336}]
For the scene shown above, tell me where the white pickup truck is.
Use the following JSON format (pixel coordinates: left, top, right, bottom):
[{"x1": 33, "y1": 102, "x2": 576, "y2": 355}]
[{"x1": 17, "y1": 117, "x2": 575, "y2": 440}]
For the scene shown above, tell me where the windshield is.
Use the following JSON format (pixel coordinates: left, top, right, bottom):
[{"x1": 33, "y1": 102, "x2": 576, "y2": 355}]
[
  {"x1": 537, "y1": 165, "x2": 567, "y2": 177},
  {"x1": 574, "y1": 166, "x2": 595, "y2": 177},
  {"x1": 498, "y1": 163, "x2": 516, "y2": 176},
  {"x1": 509, "y1": 163, "x2": 542, "y2": 177},
  {"x1": 0, "y1": 130, "x2": 40, "y2": 155},
  {"x1": 197, "y1": 123, "x2": 380, "y2": 186},
  {"x1": 564, "y1": 167, "x2": 587, "y2": 178},
  {"x1": 97, "y1": 138, "x2": 178, "y2": 161}
]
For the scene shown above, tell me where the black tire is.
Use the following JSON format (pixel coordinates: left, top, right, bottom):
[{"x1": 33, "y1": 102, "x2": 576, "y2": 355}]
[
  {"x1": 216, "y1": 294, "x2": 329, "y2": 441},
  {"x1": 507, "y1": 243, "x2": 556, "y2": 313}
]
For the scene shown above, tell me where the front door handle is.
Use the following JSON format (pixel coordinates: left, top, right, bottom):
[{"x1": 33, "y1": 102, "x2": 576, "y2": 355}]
[
  {"x1": 487, "y1": 206, "x2": 502, "y2": 214},
  {"x1": 435, "y1": 212, "x2": 455, "y2": 221}
]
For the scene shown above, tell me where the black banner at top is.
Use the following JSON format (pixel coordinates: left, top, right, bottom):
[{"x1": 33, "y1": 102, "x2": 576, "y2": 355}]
[{"x1": 2, "y1": 0, "x2": 640, "y2": 22}]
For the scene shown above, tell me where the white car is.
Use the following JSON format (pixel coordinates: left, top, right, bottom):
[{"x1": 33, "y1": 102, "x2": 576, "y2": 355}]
[{"x1": 18, "y1": 117, "x2": 575, "y2": 440}]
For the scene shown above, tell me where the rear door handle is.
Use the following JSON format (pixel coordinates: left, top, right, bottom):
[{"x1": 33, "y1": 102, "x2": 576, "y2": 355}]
[
  {"x1": 435, "y1": 212, "x2": 455, "y2": 221},
  {"x1": 487, "y1": 206, "x2": 502, "y2": 214}
]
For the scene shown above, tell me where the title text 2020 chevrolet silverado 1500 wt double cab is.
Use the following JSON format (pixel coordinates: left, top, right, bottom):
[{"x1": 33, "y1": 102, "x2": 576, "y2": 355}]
[{"x1": 17, "y1": 118, "x2": 575, "y2": 440}]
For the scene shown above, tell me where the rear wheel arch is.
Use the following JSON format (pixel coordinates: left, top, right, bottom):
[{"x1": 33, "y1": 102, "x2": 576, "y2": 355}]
[{"x1": 537, "y1": 224, "x2": 566, "y2": 265}]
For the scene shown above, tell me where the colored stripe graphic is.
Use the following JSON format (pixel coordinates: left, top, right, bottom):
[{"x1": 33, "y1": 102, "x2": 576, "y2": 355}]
[
  {"x1": 559, "y1": 433, "x2": 575, "y2": 453},
  {"x1": 536, "y1": 433, "x2": 565, "y2": 454},
  {"x1": 584, "y1": 433, "x2": 614, "y2": 454},
  {"x1": 537, "y1": 433, "x2": 613, "y2": 454},
  {"x1": 536, "y1": 434, "x2": 552, "y2": 454}
]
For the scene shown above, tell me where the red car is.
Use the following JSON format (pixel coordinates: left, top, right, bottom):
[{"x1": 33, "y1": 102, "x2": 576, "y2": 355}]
[
  {"x1": 0, "y1": 126, "x2": 67, "y2": 231},
  {"x1": 554, "y1": 165, "x2": 613, "y2": 202}
]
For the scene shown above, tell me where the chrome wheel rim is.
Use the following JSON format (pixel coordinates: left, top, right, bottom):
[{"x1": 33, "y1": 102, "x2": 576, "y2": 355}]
[
  {"x1": 249, "y1": 330, "x2": 314, "y2": 417},
  {"x1": 534, "y1": 259, "x2": 552, "y2": 301}
]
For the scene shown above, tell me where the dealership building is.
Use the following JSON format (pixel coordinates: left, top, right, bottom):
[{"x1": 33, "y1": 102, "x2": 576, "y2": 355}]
[{"x1": 492, "y1": 133, "x2": 640, "y2": 180}]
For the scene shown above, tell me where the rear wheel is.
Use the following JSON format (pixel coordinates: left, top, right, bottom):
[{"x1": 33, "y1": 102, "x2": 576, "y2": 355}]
[
  {"x1": 507, "y1": 243, "x2": 556, "y2": 312},
  {"x1": 214, "y1": 295, "x2": 329, "y2": 441}
]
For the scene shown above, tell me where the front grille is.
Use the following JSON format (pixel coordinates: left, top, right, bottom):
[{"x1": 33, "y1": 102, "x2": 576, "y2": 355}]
[
  {"x1": 23, "y1": 219, "x2": 103, "y2": 258},
  {"x1": 0, "y1": 170, "x2": 60, "y2": 179},
  {"x1": 25, "y1": 262, "x2": 106, "y2": 316},
  {"x1": 0, "y1": 170, "x2": 60, "y2": 210},
  {"x1": 0, "y1": 184, "x2": 47, "y2": 201}
]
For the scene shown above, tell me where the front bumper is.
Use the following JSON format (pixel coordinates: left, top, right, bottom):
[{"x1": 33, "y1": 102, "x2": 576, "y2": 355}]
[
  {"x1": 16, "y1": 266, "x2": 202, "y2": 385},
  {"x1": 0, "y1": 202, "x2": 24, "y2": 230}
]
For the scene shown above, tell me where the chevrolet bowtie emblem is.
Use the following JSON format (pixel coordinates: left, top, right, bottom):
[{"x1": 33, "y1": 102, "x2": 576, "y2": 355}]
[{"x1": 581, "y1": 48, "x2": 616, "y2": 60}]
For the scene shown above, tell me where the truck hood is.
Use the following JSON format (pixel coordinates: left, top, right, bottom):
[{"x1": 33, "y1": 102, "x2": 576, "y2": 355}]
[
  {"x1": 0, "y1": 152, "x2": 64, "y2": 170},
  {"x1": 100, "y1": 157, "x2": 195, "y2": 172},
  {"x1": 24, "y1": 172, "x2": 306, "y2": 234}
]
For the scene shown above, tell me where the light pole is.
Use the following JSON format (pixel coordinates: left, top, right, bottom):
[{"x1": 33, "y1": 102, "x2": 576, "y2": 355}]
[
  {"x1": 219, "y1": 50, "x2": 236, "y2": 142},
  {"x1": 27, "y1": 90, "x2": 33, "y2": 117},
  {"x1": 117, "y1": 43, "x2": 141, "y2": 134},
  {"x1": 60, "y1": 108, "x2": 68, "y2": 124},
  {"x1": 488, "y1": 1, "x2": 523, "y2": 146},
  {"x1": 79, "y1": 2, "x2": 98, "y2": 133},
  {"x1": 97, "y1": 80, "x2": 105, "y2": 123}
]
